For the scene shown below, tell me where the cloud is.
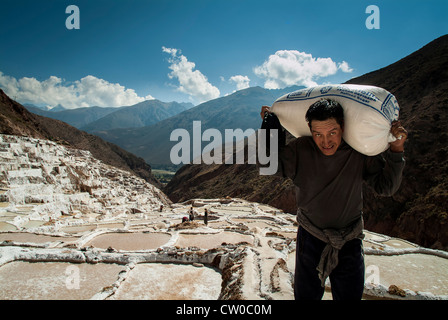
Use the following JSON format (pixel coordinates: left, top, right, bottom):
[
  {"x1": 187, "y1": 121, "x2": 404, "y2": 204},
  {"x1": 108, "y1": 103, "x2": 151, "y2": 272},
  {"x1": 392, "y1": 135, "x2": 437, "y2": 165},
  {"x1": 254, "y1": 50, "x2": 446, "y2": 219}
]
[
  {"x1": 229, "y1": 75, "x2": 250, "y2": 91},
  {"x1": 162, "y1": 47, "x2": 220, "y2": 103},
  {"x1": 253, "y1": 50, "x2": 353, "y2": 89},
  {"x1": 74, "y1": 76, "x2": 154, "y2": 107},
  {"x1": 0, "y1": 71, "x2": 154, "y2": 109},
  {"x1": 338, "y1": 61, "x2": 354, "y2": 73}
]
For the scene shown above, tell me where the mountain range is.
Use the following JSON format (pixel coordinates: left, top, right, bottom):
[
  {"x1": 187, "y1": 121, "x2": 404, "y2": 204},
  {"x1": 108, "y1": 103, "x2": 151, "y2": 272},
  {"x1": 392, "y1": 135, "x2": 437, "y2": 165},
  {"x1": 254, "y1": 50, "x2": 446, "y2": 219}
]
[
  {"x1": 25, "y1": 100, "x2": 193, "y2": 132},
  {"x1": 91, "y1": 85, "x2": 303, "y2": 166}
]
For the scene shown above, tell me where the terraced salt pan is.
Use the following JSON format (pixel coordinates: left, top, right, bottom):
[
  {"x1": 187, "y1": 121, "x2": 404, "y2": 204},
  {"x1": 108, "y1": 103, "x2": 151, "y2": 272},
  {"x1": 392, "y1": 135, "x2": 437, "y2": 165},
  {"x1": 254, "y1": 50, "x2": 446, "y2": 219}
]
[
  {"x1": 364, "y1": 253, "x2": 448, "y2": 295},
  {"x1": 0, "y1": 222, "x2": 17, "y2": 231},
  {"x1": 0, "y1": 214, "x2": 25, "y2": 223},
  {"x1": 85, "y1": 232, "x2": 172, "y2": 251},
  {"x1": 95, "y1": 222, "x2": 126, "y2": 229},
  {"x1": 0, "y1": 232, "x2": 78, "y2": 244},
  {"x1": 232, "y1": 218, "x2": 276, "y2": 230},
  {"x1": 109, "y1": 263, "x2": 222, "y2": 300},
  {"x1": 22, "y1": 220, "x2": 46, "y2": 228},
  {"x1": 205, "y1": 220, "x2": 229, "y2": 228},
  {"x1": 60, "y1": 224, "x2": 97, "y2": 233},
  {"x1": 211, "y1": 206, "x2": 253, "y2": 215},
  {"x1": 382, "y1": 239, "x2": 417, "y2": 249},
  {"x1": 175, "y1": 231, "x2": 254, "y2": 249},
  {"x1": 0, "y1": 261, "x2": 125, "y2": 300},
  {"x1": 60, "y1": 222, "x2": 125, "y2": 234},
  {"x1": 257, "y1": 205, "x2": 280, "y2": 213},
  {"x1": 364, "y1": 231, "x2": 389, "y2": 242}
]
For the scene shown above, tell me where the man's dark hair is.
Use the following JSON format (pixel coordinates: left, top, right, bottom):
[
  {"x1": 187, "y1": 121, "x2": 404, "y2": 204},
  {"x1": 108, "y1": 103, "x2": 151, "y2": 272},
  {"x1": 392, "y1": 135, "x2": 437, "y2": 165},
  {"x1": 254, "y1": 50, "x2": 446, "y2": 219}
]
[{"x1": 305, "y1": 99, "x2": 344, "y2": 128}]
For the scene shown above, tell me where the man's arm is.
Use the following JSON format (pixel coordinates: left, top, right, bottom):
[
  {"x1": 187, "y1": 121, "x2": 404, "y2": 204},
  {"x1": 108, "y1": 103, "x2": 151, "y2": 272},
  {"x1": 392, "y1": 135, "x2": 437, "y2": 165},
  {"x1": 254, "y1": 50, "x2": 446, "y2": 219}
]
[
  {"x1": 260, "y1": 106, "x2": 286, "y2": 151},
  {"x1": 363, "y1": 121, "x2": 407, "y2": 196},
  {"x1": 259, "y1": 106, "x2": 299, "y2": 180}
]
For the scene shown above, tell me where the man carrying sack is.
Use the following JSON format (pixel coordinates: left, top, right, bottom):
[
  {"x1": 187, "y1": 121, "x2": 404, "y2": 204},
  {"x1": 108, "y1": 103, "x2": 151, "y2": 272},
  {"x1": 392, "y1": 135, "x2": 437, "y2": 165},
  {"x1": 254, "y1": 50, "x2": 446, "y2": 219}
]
[{"x1": 260, "y1": 98, "x2": 407, "y2": 300}]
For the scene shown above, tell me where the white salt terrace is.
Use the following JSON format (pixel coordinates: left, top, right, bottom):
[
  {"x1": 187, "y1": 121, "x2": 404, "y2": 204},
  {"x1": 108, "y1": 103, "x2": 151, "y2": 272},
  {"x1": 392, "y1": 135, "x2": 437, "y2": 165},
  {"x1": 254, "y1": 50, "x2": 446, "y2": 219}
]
[{"x1": 0, "y1": 134, "x2": 447, "y2": 300}]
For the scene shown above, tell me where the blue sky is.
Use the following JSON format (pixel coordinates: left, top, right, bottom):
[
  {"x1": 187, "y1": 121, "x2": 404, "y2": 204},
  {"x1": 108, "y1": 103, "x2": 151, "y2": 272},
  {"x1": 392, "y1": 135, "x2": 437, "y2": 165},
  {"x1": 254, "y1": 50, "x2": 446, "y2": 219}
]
[{"x1": 0, "y1": 0, "x2": 447, "y2": 108}]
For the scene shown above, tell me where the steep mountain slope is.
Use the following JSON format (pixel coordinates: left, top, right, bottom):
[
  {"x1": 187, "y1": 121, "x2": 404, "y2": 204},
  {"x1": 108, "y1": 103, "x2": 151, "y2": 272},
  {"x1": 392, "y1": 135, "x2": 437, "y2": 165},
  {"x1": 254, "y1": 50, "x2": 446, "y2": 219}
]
[
  {"x1": 164, "y1": 35, "x2": 448, "y2": 250},
  {"x1": 0, "y1": 89, "x2": 160, "y2": 187},
  {"x1": 94, "y1": 86, "x2": 302, "y2": 166}
]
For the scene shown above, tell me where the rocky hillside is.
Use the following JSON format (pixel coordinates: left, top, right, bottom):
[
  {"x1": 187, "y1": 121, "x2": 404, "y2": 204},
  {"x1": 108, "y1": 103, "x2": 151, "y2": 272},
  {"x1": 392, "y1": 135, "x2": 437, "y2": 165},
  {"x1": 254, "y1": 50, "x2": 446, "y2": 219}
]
[
  {"x1": 0, "y1": 89, "x2": 160, "y2": 187},
  {"x1": 164, "y1": 35, "x2": 448, "y2": 250}
]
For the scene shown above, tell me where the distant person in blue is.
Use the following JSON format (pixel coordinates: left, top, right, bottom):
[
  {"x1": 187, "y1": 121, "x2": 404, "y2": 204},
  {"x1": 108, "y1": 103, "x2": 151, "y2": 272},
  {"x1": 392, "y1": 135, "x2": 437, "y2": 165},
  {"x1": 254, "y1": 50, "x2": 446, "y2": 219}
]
[{"x1": 260, "y1": 99, "x2": 407, "y2": 300}]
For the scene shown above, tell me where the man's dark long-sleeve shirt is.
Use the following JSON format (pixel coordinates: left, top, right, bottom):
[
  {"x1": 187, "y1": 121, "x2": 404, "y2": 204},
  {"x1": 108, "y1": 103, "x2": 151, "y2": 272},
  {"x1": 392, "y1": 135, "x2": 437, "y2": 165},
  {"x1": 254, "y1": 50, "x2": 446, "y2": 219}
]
[
  {"x1": 261, "y1": 112, "x2": 405, "y2": 230},
  {"x1": 277, "y1": 136, "x2": 405, "y2": 229}
]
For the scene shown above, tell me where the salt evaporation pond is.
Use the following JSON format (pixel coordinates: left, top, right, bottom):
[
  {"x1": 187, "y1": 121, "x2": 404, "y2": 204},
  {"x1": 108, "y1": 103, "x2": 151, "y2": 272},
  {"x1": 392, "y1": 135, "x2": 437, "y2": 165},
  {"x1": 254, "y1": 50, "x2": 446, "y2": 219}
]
[
  {"x1": 60, "y1": 222, "x2": 125, "y2": 234},
  {"x1": 0, "y1": 232, "x2": 78, "y2": 244},
  {"x1": 0, "y1": 222, "x2": 17, "y2": 231},
  {"x1": 108, "y1": 263, "x2": 222, "y2": 300},
  {"x1": 174, "y1": 231, "x2": 254, "y2": 249},
  {"x1": 85, "y1": 232, "x2": 172, "y2": 251},
  {"x1": 364, "y1": 253, "x2": 448, "y2": 295},
  {"x1": 232, "y1": 218, "x2": 276, "y2": 230},
  {"x1": 0, "y1": 261, "x2": 125, "y2": 300},
  {"x1": 211, "y1": 206, "x2": 253, "y2": 215}
]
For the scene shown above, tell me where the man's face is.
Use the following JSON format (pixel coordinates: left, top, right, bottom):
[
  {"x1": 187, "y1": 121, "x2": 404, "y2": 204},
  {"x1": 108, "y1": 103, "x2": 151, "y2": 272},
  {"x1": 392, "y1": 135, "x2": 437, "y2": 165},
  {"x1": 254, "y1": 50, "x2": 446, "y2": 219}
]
[{"x1": 309, "y1": 118, "x2": 343, "y2": 156}]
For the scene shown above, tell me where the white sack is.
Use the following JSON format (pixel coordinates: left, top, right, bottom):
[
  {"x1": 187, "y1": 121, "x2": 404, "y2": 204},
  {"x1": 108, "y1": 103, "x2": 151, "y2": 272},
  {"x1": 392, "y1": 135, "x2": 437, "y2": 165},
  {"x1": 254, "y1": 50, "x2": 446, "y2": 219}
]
[{"x1": 270, "y1": 84, "x2": 400, "y2": 156}]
